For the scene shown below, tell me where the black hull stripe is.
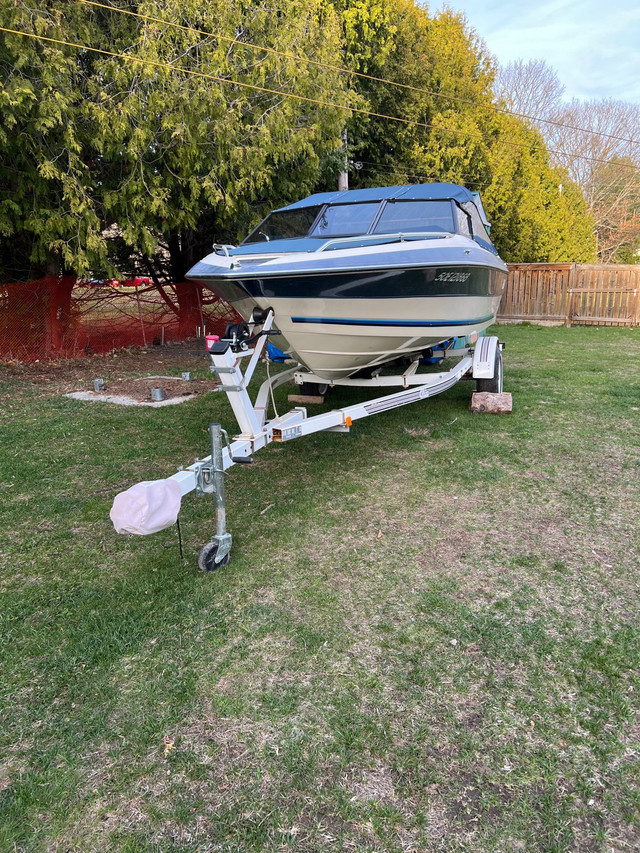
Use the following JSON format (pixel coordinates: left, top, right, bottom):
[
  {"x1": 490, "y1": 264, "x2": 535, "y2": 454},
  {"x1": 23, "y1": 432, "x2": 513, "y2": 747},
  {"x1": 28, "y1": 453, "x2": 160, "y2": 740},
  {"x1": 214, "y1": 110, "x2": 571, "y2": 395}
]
[
  {"x1": 196, "y1": 260, "x2": 505, "y2": 279},
  {"x1": 199, "y1": 265, "x2": 506, "y2": 303},
  {"x1": 291, "y1": 314, "x2": 495, "y2": 327}
]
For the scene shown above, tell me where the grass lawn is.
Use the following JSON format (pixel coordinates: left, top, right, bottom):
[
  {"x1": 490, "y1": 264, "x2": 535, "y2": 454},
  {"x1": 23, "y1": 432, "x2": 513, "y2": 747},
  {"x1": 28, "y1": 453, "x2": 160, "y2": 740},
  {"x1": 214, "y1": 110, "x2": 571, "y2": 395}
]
[{"x1": 1, "y1": 324, "x2": 639, "y2": 852}]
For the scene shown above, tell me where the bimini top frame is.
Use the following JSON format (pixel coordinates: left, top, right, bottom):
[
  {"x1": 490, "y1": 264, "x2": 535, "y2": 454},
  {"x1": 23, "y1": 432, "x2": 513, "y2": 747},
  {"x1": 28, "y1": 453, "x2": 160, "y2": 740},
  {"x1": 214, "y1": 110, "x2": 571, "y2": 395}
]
[{"x1": 110, "y1": 310, "x2": 503, "y2": 570}]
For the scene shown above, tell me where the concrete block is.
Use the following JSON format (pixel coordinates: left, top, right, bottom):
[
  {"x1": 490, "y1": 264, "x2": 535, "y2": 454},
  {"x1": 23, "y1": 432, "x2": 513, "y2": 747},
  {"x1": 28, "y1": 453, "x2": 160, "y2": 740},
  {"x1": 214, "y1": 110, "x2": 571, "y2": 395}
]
[{"x1": 470, "y1": 391, "x2": 513, "y2": 414}]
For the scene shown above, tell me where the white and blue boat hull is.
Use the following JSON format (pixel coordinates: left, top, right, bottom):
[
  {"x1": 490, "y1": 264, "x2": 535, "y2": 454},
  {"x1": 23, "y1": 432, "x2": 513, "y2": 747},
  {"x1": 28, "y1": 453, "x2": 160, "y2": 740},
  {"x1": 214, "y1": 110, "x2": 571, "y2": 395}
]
[{"x1": 188, "y1": 235, "x2": 507, "y2": 379}]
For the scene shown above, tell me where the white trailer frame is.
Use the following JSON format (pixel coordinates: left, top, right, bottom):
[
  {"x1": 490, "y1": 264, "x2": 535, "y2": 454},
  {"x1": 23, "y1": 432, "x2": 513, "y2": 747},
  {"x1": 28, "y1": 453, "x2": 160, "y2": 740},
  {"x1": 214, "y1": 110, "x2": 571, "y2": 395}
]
[{"x1": 111, "y1": 310, "x2": 503, "y2": 570}]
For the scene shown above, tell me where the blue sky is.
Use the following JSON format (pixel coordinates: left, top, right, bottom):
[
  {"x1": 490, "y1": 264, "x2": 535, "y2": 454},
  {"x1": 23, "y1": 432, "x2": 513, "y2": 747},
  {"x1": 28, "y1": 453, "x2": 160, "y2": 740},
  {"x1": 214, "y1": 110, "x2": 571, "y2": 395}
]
[{"x1": 448, "y1": 0, "x2": 640, "y2": 104}]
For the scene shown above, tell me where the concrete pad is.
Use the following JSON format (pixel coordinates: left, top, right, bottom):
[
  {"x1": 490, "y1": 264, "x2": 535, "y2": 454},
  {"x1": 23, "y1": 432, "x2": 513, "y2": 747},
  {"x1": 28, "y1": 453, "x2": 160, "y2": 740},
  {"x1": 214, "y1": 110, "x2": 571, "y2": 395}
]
[{"x1": 64, "y1": 391, "x2": 194, "y2": 407}]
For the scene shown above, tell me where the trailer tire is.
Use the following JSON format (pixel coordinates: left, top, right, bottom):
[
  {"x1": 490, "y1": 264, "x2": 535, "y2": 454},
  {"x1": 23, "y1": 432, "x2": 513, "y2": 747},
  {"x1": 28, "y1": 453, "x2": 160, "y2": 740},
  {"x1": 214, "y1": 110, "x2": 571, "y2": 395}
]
[
  {"x1": 476, "y1": 348, "x2": 503, "y2": 394},
  {"x1": 198, "y1": 540, "x2": 230, "y2": 572}
]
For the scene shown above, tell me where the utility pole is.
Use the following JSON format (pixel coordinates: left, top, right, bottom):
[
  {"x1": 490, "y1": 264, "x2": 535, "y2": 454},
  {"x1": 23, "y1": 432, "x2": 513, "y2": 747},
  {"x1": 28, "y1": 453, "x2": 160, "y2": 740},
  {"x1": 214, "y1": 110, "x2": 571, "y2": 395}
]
[{"x1": 338, "y1": 128, "x2": 349, "y2": 191}]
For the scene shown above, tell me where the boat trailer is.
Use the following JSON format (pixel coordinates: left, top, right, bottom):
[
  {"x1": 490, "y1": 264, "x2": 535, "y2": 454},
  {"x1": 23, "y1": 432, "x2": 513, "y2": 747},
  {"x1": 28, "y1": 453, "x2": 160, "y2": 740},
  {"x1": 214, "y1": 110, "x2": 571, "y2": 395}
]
[{"x1": 110, "y1": 309, "x2": 503, "y2": 570}]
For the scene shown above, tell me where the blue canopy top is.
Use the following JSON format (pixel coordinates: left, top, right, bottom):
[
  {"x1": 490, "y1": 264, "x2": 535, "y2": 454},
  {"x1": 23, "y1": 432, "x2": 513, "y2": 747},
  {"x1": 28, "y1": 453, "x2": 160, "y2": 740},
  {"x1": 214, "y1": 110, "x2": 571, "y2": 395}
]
[
  {"x1": 235, "y1": 182, "x2": 494, "y2": 253},
  {"x1": 280, "y1": 183, "x2": 478, "y2": 211}
]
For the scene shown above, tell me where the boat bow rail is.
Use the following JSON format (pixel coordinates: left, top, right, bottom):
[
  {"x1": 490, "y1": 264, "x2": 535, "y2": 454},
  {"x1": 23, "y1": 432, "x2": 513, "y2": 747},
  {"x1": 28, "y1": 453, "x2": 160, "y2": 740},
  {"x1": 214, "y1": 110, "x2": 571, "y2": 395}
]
[{"x1": 110, "y1": 309, "x2": 504, "y2": 571}]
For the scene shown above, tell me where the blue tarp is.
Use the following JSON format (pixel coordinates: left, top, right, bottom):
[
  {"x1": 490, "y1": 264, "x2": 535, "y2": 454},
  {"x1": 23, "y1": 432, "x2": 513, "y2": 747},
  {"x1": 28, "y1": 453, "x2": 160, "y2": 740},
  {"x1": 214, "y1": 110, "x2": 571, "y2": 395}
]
[{"x1": 266, "y1": 342, "x2": 289, "y2": 362}]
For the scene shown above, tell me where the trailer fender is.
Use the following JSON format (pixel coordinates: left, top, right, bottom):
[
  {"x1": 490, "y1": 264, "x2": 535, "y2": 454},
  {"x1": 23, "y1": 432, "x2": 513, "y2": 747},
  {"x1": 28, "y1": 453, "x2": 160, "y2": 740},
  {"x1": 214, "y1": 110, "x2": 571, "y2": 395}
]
[{"x1": 472, "y1": 335, "x2": 500, "y2": 380}]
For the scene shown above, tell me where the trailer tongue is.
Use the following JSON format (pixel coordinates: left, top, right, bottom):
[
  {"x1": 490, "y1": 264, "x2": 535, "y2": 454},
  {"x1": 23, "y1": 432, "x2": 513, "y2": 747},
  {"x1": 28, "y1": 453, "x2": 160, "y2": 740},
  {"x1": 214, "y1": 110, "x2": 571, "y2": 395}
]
[{"x1": 110, "y1": 310, "x2": 503, "y2": 570}]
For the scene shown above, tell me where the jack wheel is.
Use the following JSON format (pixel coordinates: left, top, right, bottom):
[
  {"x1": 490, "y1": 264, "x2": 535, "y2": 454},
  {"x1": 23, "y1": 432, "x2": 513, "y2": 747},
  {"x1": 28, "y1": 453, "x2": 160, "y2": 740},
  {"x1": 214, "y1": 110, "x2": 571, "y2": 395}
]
[
  {"x1": 476, "y1": 348, "x2": 503, "y2": 393},
  {"x1": 299, "y1": 381, "x2": 330, "y2": 396},
  {"x1": 198, "y1": 540, "x2": 231, "y2": 572}
]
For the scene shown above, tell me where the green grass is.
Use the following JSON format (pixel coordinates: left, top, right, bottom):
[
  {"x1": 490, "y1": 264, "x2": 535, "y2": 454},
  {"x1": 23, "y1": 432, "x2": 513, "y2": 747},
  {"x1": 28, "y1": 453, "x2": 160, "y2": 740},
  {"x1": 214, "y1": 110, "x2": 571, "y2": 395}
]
[{"x1": 1, "y1": 325, "x2": 639, "y2": 852}]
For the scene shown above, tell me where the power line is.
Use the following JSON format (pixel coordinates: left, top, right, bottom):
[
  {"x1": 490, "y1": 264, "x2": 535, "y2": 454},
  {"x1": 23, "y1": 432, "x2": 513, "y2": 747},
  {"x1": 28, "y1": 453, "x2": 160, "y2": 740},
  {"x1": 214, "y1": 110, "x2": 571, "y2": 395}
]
[
  {"x1": 1, "y1": 24, "x2": 638, "y2": 175},
  {"x1": 74, "y1": 0, "x2": 640, "y2": 149},
  {"x1": 355, "y1": 160, "x2": 493, "y2": 187}
]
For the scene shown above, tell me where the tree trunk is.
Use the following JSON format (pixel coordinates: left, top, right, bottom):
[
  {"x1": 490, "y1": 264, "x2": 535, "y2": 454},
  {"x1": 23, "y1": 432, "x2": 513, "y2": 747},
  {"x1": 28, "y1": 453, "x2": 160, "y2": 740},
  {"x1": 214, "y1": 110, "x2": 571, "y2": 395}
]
[
  {"x1": 43, "y1": 249, "x2": 77, "y2": 355},
  {"x1": 47, "y1": 274, "x2": 76, "y2": 354},
  {"x1": 168, "y1": 231, "x2": 205, "y2": 337}
]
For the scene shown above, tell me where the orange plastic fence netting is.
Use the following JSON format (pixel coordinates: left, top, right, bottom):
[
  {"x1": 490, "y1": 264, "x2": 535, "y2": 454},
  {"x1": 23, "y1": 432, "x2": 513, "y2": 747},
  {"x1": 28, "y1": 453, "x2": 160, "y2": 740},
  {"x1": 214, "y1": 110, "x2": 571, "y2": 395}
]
[{"x1": 0, "y1": 277, "x2": 242, "y2": 362}]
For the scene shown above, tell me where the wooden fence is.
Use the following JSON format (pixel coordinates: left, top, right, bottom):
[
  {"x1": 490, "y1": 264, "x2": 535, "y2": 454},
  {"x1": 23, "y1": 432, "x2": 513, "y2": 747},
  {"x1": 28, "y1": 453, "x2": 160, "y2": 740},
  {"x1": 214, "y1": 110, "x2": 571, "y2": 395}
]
[{"x1": 499, "y1": 264, "x2": 640, "y2": 326}]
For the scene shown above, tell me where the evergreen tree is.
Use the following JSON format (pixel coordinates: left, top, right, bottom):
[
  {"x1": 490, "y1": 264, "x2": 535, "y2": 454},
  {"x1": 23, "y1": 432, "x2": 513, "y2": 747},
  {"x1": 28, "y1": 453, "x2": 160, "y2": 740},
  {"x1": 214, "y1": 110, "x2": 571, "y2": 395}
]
[
  {"x1": 0, "y1": 0, "x2": 600, "y2": 348},
  {"x1": 331, "y1": 1, "x2": 596, "y2": 263},
  {"x1": 482, "y1": 114, "x2": 597, "y2": 263},
  {"x1": 0, "y1": 0, "x2": 348, "y2": 336}
]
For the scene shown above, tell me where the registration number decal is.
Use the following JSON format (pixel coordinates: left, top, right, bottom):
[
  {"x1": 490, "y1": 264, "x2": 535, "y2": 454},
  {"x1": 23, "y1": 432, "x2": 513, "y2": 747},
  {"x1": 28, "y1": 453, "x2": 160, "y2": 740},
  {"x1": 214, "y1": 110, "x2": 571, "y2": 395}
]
[{"x1": 435, "y1": 271, "x2": 471, "y2": 282}]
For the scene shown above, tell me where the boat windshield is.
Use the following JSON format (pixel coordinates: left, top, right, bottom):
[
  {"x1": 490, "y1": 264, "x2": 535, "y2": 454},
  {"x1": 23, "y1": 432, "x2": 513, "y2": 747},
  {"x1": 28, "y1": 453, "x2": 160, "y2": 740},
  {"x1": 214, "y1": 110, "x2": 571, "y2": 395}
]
[
  {"x1": 309, "y1": 203, "x2": 380, "y2": 238},
  {"x1": 243, "y1": 206, "x2": 323, "y2": 244},
  {"x1": 243, "y1": 197, "x2": 461, "y2": 245},
  {"x1": 461, "y1": 201, "x2": 491, "y2": 242},
  {"x1": 373, "y1": 200, "x2": 455, "y2": 234}
]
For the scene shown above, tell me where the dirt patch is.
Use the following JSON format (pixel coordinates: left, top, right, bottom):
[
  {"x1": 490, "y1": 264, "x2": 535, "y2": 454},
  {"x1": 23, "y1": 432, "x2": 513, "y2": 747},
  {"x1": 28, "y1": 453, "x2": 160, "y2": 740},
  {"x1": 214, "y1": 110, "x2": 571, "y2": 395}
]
[
  {"x1": 1, "y1": 341, "x2": 221, "y2": 404},
  {"x1": 93, "y1": 375, "x2": 215, "y2": 402},
  {"x1": 67, "y1": 375, "x2": 217, "y2": 406},
  {"x1": 1, "y1": 340, "x2": 210, "y2": 397}
]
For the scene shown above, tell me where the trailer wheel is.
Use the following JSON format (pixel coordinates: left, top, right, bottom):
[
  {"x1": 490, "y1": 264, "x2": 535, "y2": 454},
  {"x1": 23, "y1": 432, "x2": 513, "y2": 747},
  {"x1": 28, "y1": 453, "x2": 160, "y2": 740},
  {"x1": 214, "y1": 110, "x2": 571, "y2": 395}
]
[
  {"x1": 198, "y1": 540, "x2": 230, "y2": 572},
  {"x1": 476, "y1": 348, "x2": 503, "y2": 394},
  {"x1": 299, "y1": 381, "x2": 330, "y2": 396}
]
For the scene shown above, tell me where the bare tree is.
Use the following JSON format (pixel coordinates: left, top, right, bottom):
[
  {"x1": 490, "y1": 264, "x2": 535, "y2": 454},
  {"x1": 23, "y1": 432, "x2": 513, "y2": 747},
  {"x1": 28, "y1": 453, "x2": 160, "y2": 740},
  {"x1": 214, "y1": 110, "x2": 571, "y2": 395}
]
[
  {"x1": 546, "y1": 99, "x2": 640, "y2": 262},
  {"x1": 495, "y1": 59, "x2": 565, "y2": 124},
  {"x1": 546, "y1": 99, "x2": 640, "y2": 189},
  {"x1": 586, "y1": 157, "x2": 640, "y2": 263},
  {"x1": 496, "y1": 58, "x2": 640, "y2": 262}
]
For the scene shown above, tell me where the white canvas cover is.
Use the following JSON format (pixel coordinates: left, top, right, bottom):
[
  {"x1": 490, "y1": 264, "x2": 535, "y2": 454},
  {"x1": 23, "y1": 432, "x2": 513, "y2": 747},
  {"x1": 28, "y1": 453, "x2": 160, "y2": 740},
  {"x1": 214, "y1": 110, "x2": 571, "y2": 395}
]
[{"x1": 110, "y1": 479, "x2": 182, "y2": 535}]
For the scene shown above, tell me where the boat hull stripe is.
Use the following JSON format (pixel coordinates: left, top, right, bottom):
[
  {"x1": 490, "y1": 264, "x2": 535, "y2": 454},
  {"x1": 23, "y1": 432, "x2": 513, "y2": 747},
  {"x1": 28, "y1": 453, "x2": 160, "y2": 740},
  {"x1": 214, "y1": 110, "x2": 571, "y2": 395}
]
[{"x1": 291, "y1": 314, "x2": 495, "y2": 327}]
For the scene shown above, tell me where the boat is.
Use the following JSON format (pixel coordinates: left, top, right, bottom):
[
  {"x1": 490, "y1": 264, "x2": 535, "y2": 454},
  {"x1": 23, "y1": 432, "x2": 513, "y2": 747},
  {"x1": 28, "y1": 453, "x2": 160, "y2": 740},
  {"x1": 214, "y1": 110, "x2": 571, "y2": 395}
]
[{"x1": 186, "y1": 183, "x2": 508, "y2": 381}]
